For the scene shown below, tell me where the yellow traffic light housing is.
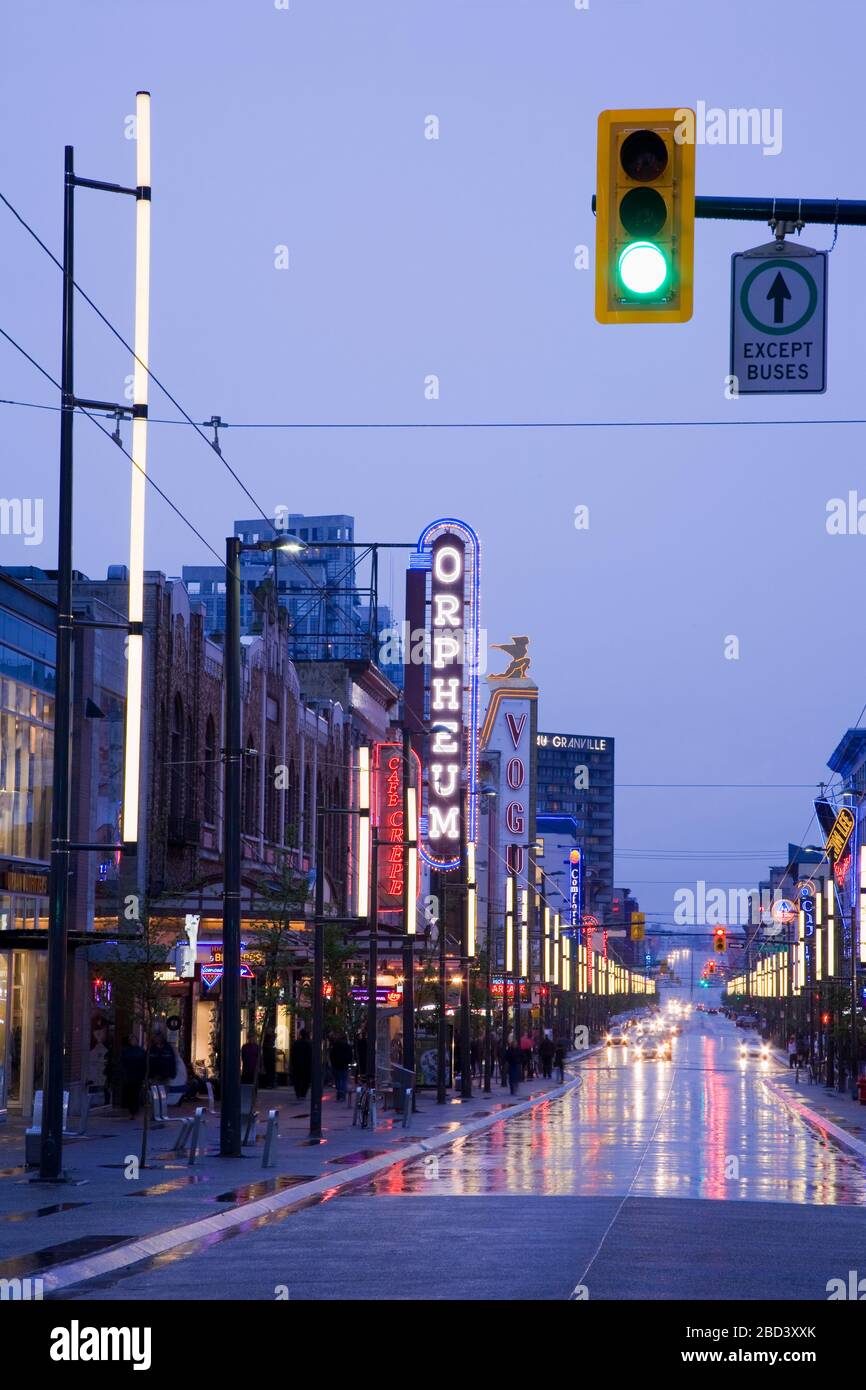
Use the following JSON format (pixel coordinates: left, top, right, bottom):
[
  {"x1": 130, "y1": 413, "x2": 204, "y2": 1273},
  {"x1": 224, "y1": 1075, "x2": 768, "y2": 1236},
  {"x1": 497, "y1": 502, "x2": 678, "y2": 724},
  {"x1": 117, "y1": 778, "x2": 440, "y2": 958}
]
[
  {"x1": 714, "y1": 926, "x2": 727, "y2": 954},
  {"x1": 595, "y1": 108, "x2": 695, "y2": 324}
]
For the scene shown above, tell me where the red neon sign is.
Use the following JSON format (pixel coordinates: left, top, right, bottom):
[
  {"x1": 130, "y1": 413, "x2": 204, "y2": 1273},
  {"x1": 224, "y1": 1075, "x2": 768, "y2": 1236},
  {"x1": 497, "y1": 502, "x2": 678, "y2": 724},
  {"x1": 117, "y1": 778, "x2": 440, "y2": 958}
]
[{"x1": 373, "y1": 742, "x2": 422, "y2": 919}]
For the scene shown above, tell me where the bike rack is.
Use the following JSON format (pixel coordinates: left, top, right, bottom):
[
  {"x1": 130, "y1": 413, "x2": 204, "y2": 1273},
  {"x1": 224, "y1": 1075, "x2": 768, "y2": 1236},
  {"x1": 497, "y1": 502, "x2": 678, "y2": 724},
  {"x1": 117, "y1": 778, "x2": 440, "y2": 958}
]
[{"x1": 261, "y1": 1109, "x2": 279, "y2": 1168}]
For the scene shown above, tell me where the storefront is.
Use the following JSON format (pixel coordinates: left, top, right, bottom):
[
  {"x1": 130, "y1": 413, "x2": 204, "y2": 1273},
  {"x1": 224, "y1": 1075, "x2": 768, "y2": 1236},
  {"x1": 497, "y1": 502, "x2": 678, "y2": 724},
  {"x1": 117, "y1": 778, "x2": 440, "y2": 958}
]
[{"x1": 0, "y1": 577, "x2": 56, "y2": 1121}]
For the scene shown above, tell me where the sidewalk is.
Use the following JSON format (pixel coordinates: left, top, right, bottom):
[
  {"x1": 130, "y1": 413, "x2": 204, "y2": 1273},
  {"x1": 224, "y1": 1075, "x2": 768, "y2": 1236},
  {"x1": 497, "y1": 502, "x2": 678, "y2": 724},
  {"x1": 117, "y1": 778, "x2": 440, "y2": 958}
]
[
  {"x1": 0, "y1": 1062, "x2": 584, "y2": 1294},
  {"x1": 766, "y1": 1049, "x2": 866, "y2": 1161}
]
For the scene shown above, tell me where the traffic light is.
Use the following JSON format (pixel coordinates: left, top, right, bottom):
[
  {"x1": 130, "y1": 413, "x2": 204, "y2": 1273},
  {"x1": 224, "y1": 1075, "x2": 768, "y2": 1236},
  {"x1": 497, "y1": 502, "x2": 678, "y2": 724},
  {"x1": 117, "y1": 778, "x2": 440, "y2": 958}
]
[
  {"x1": 595, "y1": 108, "x2": 695, "y2": 324},
  {"x1": 713, "y1": 927, "x2": 727, "y2": 954}
]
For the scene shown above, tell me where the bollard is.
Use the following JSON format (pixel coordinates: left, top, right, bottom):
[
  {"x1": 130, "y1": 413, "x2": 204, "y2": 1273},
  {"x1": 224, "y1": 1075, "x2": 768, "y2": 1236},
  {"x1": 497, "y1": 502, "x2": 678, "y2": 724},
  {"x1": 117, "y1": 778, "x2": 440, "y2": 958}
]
[
  {"x1": 401, "y1": 1088, "x2": 413, "y2": 1129},
  {"x1": 261, "y1": 1109, "x2": 279, "y2": 1168},
  {"x1": 187, "y1": 1107, "x2": 206, "y2": 1166}
]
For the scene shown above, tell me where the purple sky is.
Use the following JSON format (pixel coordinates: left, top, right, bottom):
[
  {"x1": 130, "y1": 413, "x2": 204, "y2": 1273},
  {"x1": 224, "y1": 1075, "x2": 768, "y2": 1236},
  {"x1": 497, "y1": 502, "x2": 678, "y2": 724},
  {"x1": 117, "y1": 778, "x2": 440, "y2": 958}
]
[{"x1": 2, "y1": 0, "x2": 864, "y2": 928}]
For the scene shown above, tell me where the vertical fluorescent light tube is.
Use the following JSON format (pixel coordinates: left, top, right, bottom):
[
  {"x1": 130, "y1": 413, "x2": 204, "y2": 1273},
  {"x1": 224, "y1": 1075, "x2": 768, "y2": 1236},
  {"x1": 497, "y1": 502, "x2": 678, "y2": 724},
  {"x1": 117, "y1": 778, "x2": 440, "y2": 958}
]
[
  {"x1": 466, "y1": 838, "x2": 477, "y2": 956},
  {"x1": 543, "y1": 906, "x2": 551, "y2": 984},
  {"x1": 505, "y1": 872, "x2": 514, "y2": 974},
  {"x1": 122, "y1": 90, "x2": 151, "y2": 844},
  {"x1": 519, "y1": 889, "x2": 528, "y2": 979},
  {"x1": 553, "y1": 913, "x2": 560, "y2": 987},
  {"x1": 860, "y1": 845, "x2": 866, "y2": 963},
  {"x1": 405, "y1": 786, "x2": 418, "y2": 935},
  {"x1": 815, "y1": 926, "x2": 823, "y2": 983},
  {"x1": 357, "y1": 746, "x2": 370, "y2": 918},
  {"x1": 826, "y1": 878, "x2": 835, "y2": 976}
]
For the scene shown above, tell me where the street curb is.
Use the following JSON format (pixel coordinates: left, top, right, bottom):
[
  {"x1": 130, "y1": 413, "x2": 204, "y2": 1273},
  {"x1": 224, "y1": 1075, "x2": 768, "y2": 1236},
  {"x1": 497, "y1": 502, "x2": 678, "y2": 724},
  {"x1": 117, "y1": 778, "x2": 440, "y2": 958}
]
[
  {"x1": 41, "y1": 1064, "x2": 590, "y2": 1296},
  {"x1": 762, "y1": 1075, "x2": 866, "y2": 1163}
]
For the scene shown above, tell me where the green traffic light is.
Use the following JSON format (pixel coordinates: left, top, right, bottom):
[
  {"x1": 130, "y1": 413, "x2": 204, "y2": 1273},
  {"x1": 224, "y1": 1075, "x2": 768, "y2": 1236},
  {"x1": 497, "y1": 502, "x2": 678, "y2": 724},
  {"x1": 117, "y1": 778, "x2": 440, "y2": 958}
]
[{"x1": 617, "y1": 240, "x2": 669, "y2": 296}]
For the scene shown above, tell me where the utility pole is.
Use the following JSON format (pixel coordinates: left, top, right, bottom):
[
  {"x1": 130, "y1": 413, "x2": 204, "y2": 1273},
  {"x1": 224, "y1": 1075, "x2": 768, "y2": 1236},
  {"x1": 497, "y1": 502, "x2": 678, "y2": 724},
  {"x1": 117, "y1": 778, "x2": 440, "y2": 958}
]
[
  {"x1": 401, "y1": 728, "x2": 415, "y2": 1100},
  {"x1": 220, "y1": 534, "x2": 243, "y2": 1157},
  {"x1": 39, "y1": 146, "x2": 76, "y2": 1184},
  {"x1": 309, "y1": 809, "x2": 326, "y2": 1140}
]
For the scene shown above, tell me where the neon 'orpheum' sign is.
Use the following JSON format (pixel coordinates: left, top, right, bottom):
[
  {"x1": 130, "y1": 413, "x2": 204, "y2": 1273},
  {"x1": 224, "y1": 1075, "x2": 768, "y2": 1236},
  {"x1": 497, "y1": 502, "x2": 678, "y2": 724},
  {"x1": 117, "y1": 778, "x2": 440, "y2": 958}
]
[{"x1": 414, "y1": 518, "x2": 480, "y2": 870}]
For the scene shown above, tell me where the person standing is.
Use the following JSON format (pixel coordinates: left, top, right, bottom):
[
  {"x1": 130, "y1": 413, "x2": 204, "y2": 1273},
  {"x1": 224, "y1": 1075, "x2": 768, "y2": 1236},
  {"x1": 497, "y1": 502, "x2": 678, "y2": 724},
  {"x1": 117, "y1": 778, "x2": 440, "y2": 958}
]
[
  {"x1": 120, "y1": 1036, "x2": 146, "y2": 1119},
  {"x1": 553, "y1": 1040, "x2": 565, "y2": 1084},
  {"x1": 290, "y1": 1027, "x2": 313, "y2": 1100},
  {"x1": 329, "y1": 1032, "x2": 353, "y2": 1102},
  {"x1": 241, "y1": 1033, "x2": 260, "y2": 1085},
  {"x1": 262, "y1": 1031, "x2": 277, "y2": 1089},
  {"x1": 506, "y1": 1035, "x2": 522, "y2": 1096},
  {"x1": 787, "y1": 1035, "x2": 798, "y2": 1069},
  {"x1": 539, "y1": 1033, "x2": 555, "y2": 1079}
]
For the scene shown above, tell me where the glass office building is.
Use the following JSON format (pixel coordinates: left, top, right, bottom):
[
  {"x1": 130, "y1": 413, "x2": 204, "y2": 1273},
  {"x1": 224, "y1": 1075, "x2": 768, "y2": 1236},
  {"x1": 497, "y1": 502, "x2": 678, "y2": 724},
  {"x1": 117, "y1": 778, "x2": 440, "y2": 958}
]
[
  {"x1": 535, "y1": 732, "x2": 614, "y2": 920},
  {"x1": 0, "y1": 573, "x2": 55, "y2": 1119}
]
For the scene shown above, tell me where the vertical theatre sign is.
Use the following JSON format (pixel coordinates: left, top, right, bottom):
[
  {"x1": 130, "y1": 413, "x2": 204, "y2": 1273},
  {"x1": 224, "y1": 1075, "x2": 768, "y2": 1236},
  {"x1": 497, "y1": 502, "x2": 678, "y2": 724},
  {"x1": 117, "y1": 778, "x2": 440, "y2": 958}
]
[
  {"x1": 410, "y1": 520, "x2": 481, "y2": 871},
  {"x1": 480, "y1": 641, "x2": 538, "y2": 937},
  {"x1": 373, "y1": 741, "x2": 422, "y2": 922}
]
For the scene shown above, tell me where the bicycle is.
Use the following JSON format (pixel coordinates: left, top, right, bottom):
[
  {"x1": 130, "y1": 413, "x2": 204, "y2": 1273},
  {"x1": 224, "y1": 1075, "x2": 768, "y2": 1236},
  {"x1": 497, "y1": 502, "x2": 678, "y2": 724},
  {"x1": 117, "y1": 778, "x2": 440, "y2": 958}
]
[{"x1": 353, "y1": 1079, "x2": 377, "y2": 1129}]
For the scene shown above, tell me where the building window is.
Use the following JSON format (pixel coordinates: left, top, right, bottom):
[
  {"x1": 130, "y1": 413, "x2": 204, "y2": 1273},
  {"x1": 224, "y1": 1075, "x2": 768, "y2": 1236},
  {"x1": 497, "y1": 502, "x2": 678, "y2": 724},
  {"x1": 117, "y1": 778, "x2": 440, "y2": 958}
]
[
  {"x1": 203, "y1": 716, "x2": 217, "y2": 824},
  {"x1": 243, "y1": 740, "x2": 258, "y2": 836},
  {"x1": 170, "y1": 695, "x2": 184, "y2": 821}
]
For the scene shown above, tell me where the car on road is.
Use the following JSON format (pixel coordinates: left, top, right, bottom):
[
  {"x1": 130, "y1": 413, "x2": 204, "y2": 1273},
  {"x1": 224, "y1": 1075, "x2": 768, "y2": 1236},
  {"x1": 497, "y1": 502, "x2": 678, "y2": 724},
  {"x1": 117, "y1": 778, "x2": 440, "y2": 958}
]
[
  {"x1": 739, "y1": 1037, "x2": 770, "y2": 1066},
  {"x1": 707, "y1": 1008, "x2": 718, "y2": 1015},
  {"x1": 605, "y1": 1026, "x2": 628, "y2": 1045},
  {"x1": 633, "y1": 1035, "x2": 672, "y2": 1061},
  {"x1": 735, "y1": 1014, "x2": 761, "y2": 1030}
]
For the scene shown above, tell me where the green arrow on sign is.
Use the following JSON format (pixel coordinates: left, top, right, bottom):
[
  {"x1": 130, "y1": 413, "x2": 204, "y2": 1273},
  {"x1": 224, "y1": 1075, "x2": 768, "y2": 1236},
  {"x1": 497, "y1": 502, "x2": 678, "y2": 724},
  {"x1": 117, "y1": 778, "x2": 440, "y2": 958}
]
[{"x1": 766, "y1": 271, "x2": 792, "y2": 324}]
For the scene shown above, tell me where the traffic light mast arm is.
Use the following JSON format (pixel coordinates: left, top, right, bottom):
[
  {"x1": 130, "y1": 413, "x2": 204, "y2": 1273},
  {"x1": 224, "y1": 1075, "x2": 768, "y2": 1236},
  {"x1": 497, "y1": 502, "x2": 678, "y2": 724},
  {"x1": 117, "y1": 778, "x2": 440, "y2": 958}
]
[{"x1": 592, "y1": 193, "x2": 866, "y2": 226}]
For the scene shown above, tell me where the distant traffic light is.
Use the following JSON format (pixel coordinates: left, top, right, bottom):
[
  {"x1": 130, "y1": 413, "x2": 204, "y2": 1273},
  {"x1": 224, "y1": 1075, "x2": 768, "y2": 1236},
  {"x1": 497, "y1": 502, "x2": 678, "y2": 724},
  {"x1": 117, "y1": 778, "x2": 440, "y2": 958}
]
[
  {"x1": 714, "y1": 926, "x2": 727, "y2": 954},
  {"x1": 595, "y1": 108, "x2": 695, "y2": 325}
]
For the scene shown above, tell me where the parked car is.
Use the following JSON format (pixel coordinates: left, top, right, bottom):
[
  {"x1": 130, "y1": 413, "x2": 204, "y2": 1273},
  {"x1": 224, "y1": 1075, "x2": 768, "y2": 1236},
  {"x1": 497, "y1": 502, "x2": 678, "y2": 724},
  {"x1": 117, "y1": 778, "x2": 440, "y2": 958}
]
[{"x1": 735, "y1": 1014, "x2": 761, "y2": 1030}]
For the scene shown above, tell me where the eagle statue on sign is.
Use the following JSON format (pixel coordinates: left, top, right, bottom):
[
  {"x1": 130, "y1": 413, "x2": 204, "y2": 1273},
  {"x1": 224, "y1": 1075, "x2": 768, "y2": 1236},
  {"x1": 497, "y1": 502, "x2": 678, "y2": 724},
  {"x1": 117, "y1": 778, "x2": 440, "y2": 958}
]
[{"x1": 490, "y1": 635, "x2": 531, "y2": 680}]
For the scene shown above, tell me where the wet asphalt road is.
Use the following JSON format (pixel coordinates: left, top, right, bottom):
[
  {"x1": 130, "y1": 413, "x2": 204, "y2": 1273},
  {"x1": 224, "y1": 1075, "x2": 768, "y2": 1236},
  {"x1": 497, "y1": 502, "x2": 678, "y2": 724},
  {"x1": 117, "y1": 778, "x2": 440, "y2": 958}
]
[{"x1": 69, "y1": 1012, "x2": 866, "y2": 1300}]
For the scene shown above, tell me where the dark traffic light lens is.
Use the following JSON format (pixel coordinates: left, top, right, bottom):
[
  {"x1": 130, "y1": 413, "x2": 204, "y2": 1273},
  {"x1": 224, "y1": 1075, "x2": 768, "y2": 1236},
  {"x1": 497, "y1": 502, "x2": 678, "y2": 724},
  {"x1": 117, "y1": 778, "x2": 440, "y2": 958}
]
[
  {"x1": 620, "y1": 129, "x2": 668, "y2": 182},
  {"x1": 619, "y1": 187, "x2": 667, "y2": 236}
]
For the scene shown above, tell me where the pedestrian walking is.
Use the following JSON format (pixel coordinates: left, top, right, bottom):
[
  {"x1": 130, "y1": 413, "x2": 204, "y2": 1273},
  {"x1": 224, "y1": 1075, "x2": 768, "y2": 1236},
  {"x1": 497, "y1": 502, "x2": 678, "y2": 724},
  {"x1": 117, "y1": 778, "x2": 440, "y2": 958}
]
[
  {"x1": 290, "y1": 1028, "x2": 313, "y2": 1100},
  {"x1": 787, "y1": 1035, "x2": 798, "y2": 1069},
  {"x1": 354, "y1": 1027, "x2": 368, "y2": 1080},
  {"x1": 553, "y1": 1040, "x2": 565, "y2": 1084},
  {"x1": 520, "y1": 1031, "x2": 532, "y2": 1079},
  {"x1": 506, "y1": 1035, "x2": 522, "y2": 1096},
  {"x1": 329, "y1": 1032, "x2": 353, "y2": 1102},
  {"x1": 539, "y1": 1033, "x2": 555, "y2": 1079}
]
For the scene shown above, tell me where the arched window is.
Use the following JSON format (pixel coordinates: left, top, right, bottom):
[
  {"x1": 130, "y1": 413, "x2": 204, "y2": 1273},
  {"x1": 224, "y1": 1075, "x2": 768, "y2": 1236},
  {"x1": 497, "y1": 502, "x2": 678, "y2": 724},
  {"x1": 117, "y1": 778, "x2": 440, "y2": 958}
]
[
  {"x1": 170, "y1": 694, "x2": 184, "y2": 820},
  {"x1": 203, "y1": 716, "x2": 217, "y2": 824},
  {"x1": 303, "y1": 765, "x2": 313, "y2": 851},
  {"x1": 243, "y1": 739, "x2": 258, "y2": 836},
  {"x1": 186, "y1": 716, "x2": 196, "y2": 820},
  {"x1": 265, "y1": 743, "x2": 279, "y2": 844},
  {"x1": 287, "y1": 758, "x2": 299, "y2": 847}
]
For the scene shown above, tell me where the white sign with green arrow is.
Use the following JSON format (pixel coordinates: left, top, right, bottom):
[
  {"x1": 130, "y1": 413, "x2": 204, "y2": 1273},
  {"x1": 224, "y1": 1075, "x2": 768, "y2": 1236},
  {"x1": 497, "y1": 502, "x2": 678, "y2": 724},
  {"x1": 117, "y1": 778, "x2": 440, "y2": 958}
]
[{"x1": 730, "y1": 242, "x2": 827, "y2": 394}]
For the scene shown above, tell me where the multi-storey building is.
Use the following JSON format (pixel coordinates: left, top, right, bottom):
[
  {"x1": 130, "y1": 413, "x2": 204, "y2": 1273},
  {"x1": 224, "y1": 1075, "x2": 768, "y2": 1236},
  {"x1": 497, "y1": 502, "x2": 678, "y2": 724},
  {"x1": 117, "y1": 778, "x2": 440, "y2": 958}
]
[{"x1": 536, "y1": 731, "x2": 615, "y2": 921}]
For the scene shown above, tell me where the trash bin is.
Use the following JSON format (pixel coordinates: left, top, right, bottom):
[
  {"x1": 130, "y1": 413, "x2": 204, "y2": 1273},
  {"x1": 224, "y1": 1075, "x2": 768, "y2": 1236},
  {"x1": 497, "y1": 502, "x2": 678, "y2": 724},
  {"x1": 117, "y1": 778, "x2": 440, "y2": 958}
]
[{"x1": 391, "y1": 1065, "x2": 414, "y2": 1114}]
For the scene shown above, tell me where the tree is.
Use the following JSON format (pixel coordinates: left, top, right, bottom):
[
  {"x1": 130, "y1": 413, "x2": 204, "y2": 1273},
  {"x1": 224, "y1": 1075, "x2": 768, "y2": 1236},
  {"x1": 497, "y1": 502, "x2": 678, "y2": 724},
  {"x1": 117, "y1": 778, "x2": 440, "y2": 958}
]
[
  {"x1": 99, "y1": 894, "x2": 175, "y2": 1168},
  {"x1": 245, "y1": 855, "x2": 310, "y2": 1095}
]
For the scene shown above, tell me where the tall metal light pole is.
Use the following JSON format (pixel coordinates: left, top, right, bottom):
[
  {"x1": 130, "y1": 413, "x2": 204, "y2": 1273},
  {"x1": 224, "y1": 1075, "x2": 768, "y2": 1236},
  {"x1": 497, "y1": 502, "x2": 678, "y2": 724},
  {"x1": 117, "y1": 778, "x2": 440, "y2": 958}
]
[
  {"x1": 39, "y1": 146, "x2": 76, "y2": 1184},
  {"x1": 401, "y1": 728, "x2": 417, "y2": 1099},
  {"x1": 309, "y1": 808, "x2": 326, "y2": 1139},
  {"x1": 40, "y1": 109, "x2": 151, "y2": 1180},
  {"x1": 220, "y1": 534, "x2": 243, "y2": 1157}
]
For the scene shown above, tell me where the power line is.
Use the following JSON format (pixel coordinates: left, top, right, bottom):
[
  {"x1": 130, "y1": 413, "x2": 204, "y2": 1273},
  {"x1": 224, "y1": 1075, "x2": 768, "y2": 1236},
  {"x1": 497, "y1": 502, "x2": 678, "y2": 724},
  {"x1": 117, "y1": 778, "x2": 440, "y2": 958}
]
[
  {"x1": 3, "y1": 396, "x2": 866, "y2": 434},
  {"x1": 0, "y1": 325, "x2": 224, "y2": 565}
]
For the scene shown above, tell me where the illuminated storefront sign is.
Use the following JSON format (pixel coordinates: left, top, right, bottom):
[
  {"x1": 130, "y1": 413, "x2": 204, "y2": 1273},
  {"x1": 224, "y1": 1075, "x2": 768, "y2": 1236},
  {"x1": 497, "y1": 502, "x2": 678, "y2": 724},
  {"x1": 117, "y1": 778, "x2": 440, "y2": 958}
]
[
  {"x1": 569, "y1": 848, "x2": 582, "y2": 928},
  {"x1": 491, "y1": 975, "x2": 530, "y2": 1002},
  {"x1": 349, "y1": 985, "x2": 402, "y2": 1007},
  {"x1": 825, "y1": 807, "x2": 855, "y2": 859},
  {"x1": 373, "y1": 741, "x2": 422, "y2": 921},
  {"x1": 413, "y1": 519, "x2": 481, "y2": 870},
  {"x1": 536, "y1": 734, "x2": 607, "y2": 752}
]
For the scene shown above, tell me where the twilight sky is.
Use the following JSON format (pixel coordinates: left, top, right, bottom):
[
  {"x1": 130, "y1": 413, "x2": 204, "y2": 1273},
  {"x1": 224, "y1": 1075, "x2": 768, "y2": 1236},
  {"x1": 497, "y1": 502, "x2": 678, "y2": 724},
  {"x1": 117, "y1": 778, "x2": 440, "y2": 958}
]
[{"x1": 2, "y1": 0, "x2": 864, "y2": 929}]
